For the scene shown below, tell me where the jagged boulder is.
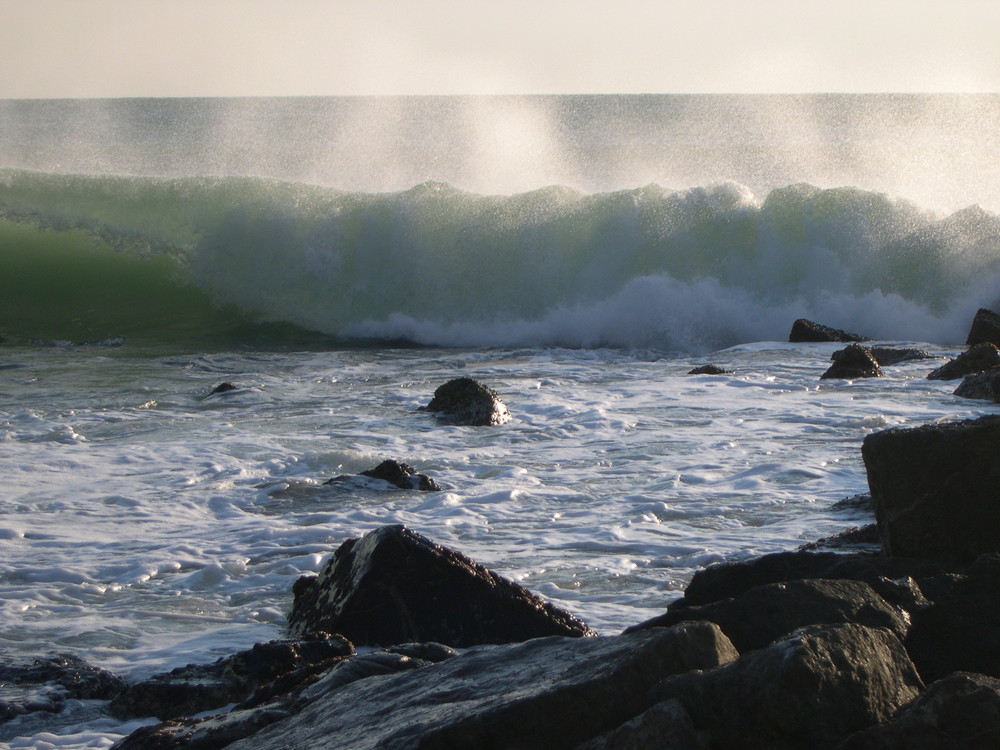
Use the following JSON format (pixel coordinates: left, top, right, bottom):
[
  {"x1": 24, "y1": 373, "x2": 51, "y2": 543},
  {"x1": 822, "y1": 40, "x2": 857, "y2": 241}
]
[
  {"x1": 287, "y1": 525, "x2": 596, "y2": 647},
  {"x1": 839, "y1": 672, "x2": 1000, "y2": 749},
  {"x1": 419, "y1": 377, "x2": 511, "y2": 425},
  {"x1": 222, "y1": 622, "x2": 738, "y2": 750},
  {"x1": 862, "y1": 415, "x2": 1000, "y2": 562},
  {"x1": 789, "y1": 318, "x2": 869, "y2": 343},
  {"x1": 966, "y1": 307, "x2": 1000, "y2": 348},
  {"x1": 626, "y1": 578, "x2": 908, "y2": 652},
  {"x1": 822, "y1": 344, "x2": 883, "y2": 379},
  {"x1": 650, "y1": 623, "x2": 924, "y2": 750},
  {"x1": 927, "y1": 342, "x2": 1000, "y2": 380},
  {"x1": 954, "y1": 367, "x2": 1000, "y2": 401}
]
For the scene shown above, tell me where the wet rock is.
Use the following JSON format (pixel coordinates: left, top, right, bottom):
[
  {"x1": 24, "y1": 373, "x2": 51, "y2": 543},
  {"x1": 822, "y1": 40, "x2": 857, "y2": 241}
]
[
  {"x1": 115, "y1": 648, "x2": 443, "y2": 750},
  {"x1": 419, "y1": 377, "x2": 511, "y2": 425},
  {"x1": 866, "y1": 346, "x2": 933, "y2": 367},
  {"x1": 287, "y1": 525, "x2": 596, "y2": 647},
  {"x1": 687, "y1": 364, "x2": 732, "y2": 375},
  {"x1": 789, "y1": 318, "x2": 869, "y2": 343},
  {"x1": 927, "y1": 342, "x2": 1000, "y2": 380},
  {"x1": 862, "y1": 415, "x2": 1000, "y2": 562},
  {"x1": 109, "y1": 632, "x2": 354, "y2": 721},
  {"x1": 323, "y1": 459, "x2": 441, "y2": 491},
  {"x1": 798, "y1": 523, "x2": 881, "y2": 551},
  {"x1": 839, "y1": 671, "x2": 1000, "y2": 749},
  {"x1": 822, "y1": 343, "x2": 883, "y2": 379},
  {"x1": 0, "y1": 654, "x2": 124, "y2": 724},
  {"x1": 966, "y1": 307, "x2": 1000, "y2": 348},
  {"x1": 954, "y1": 367, "x2": 1000, "y2": 400},
  {"x1": 209, "y1": 382, "x2": 239, "y2": 395},
  {"x1": 626, "y1": 578, "x2": 908, "y2": 653},
  {"x1": 650, "y1": 623, "x2": 924, "y2": 750},
  {"x1": 222, "y1": 622, "x2": 738, "y2": 750}
]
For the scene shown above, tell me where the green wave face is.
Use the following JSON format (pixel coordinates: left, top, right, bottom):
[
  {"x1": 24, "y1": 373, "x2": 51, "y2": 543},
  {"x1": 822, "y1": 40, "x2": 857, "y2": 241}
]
[
  {"x1": 0, "y1": 219, "x2": 334, "y2": 350},
  {"x1": 2, "y1": 168, "x2": 999, "y2": 351}
]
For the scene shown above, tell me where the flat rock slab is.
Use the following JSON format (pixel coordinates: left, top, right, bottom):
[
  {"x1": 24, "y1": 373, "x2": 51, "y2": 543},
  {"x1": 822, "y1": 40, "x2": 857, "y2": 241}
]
[{"x1": 229, "y1": 622, "x2": 739, "y2": 750}]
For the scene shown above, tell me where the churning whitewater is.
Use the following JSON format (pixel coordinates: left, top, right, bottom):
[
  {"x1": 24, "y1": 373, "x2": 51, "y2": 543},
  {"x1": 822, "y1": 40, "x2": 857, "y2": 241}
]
[{"x1": 0, "y1": 94, "x2": 999, "y2": 748}]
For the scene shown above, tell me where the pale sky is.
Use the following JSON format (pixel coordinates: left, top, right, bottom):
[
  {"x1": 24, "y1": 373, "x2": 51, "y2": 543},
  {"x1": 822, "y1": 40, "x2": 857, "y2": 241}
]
[{"x1": 2, "y1": 0, "x2": 998, "y2": 98}]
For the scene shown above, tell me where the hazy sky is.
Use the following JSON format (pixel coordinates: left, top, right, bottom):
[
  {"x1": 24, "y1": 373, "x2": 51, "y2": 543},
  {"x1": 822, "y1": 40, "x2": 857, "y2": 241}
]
[{"x1": 2, "y1": 0, "x2": 998, "y2": 98}]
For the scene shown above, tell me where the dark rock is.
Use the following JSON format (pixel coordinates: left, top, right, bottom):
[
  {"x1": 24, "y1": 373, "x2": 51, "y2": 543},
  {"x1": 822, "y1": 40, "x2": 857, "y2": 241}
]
[
  {"x1": 822, "y1": 344, "x2": 883, "y2": 379},
  {"x1": 0, "y1": 653, "x2": 125, "y2": 700},
  {"x1": 954, "y1": 366, "x2": 1000, "y2": 400},
  {"x1": 419, "y1": 377, "x2": 511, "y2": 425},
  {"x1": 627, "y1": 578, "x2": 908, "y2": 653},
  {"x1": 286, "y1": 525, "x2": 596, "y2": 647},
  {"x1": 862, "y1": 415, "x2": 1000, "y2": 562},
  {"x1": 966, "y1": 307, "x2": 1000, "y2": 348},
  {"x1": 359, "y1": 459, "x2": 441, "y2": 491},
  {"x1": 0, "y1": 654, "x2": 125, "y2": 724},
  {"x1": 676, "y1": 550, "x2": 956, "y2": 609},
  {"x1": 651, "y1": 623, "x2": 924, "y2": 750},
  {"x1": 839, "y1": 672, "x2": 1000, "y2": 749},
  {"x1": 209, "y1": 382, "x2": 239, "y2": 395},
  {"x1": 110, "y1": 632, "x2": 354, "y2": 721},
  {"x1": 866, "y1": 346, "x2": 933, "y2": 367},
  {"x1": 831, "y1": 493, "x2": 874, "y2": 512},
  {"x1": 903, "y1": 555, "x2": 1000, "y2": 682},
  {"x1": 687, "y1": 364, "x2": 732, "y2": 375},
  {"x1": 222, "y1": 622, "x2": 738, "y2": 750},
  {"x1": 927, "y1": 342, "x2": 1000, "y2": 380},
  {"x1": 573, "y1": 699, "x2": 703, "y2": 750},
  {"x1": 798, "y1": 523, "x2": 882, "y2": 551},
  {"x1": 789, "y1": 318, "x2": 869, "y2": 343}
]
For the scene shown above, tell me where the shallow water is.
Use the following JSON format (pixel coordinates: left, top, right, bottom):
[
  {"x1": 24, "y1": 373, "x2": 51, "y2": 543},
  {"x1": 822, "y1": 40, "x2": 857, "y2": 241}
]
[{"x1": 0, "y1": 338, "x2": 988, "y2": 746}]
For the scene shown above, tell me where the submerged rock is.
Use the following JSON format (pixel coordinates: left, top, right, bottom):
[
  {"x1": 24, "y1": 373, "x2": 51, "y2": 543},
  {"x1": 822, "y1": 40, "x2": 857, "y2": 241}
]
[
  {"x1": 325, "y1": 459, "x2": 441, "y2": 491},
  {"x1": 687, "y1": 364, "x2": 732, "y2": 375},
  {"x1": 419, "y1": 377, "x2": 511, "y2": 425},
  {"x1": 865, "y1": 346, "x2": 933, "y2": 367},
  {"x1": 0, "y1": 654, "x2": 124, "y2": 724},
  {"x1": 822, "y1": 343, "x2": 883, "y2": 379},
  {"x1": 966, "y1": 307, "x2": 1000, "y2": 348},
  {"x1": 927, "y1": 342, "x2": 1000, "y2": 380},
  {"x1": 789, "y1": 318, "x2": 869, "y2": 343},
  {"x1": 862, "y1": 415, "x2": 1000, "y2": 562},
  {"x1": 287, "y1": 525, "x2": 596, "y2": 647}
]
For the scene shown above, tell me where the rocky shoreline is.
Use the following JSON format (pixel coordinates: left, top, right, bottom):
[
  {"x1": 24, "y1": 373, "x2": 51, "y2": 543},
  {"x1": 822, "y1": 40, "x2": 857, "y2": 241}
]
[{"x1": 5, "y1": 313, "x2": 1000, "y2": 749}]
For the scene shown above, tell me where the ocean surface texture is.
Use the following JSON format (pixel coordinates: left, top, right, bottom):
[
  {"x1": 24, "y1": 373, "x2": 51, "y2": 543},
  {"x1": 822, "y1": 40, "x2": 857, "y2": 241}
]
[{"x1": 1, "y1": 95, "x2": 998, "y2": 747}]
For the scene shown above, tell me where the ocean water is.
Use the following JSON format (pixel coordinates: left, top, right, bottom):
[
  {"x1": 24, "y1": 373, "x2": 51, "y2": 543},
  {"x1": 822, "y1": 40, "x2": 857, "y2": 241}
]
[{"x1": 1, "y1": 94, "x2": 999, "y2": 748}]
